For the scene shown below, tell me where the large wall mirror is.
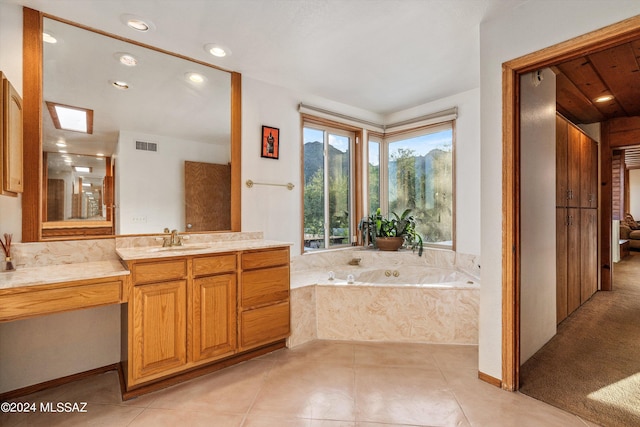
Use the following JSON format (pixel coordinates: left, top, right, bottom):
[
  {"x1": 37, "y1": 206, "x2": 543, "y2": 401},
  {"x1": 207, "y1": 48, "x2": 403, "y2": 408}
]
[{"x1": 22, "y1": 8, "x2": 241, "y2": 241}]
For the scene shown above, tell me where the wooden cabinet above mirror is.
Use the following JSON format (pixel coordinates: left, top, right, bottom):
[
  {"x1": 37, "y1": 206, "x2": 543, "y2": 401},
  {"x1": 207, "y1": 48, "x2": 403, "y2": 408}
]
[{"x1": 21, "y1": 8, "x2": 241, "y2": 241}]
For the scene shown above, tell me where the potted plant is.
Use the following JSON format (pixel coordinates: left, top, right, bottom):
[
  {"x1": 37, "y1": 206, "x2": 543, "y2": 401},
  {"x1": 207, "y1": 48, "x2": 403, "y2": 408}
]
[{"x1": 360, "y1": 208, "x2": 423, "y2": 256}]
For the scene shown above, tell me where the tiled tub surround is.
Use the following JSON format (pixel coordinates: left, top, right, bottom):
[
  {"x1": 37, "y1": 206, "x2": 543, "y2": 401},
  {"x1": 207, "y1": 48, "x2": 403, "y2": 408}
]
[{"x1": 288, "y1": 248, "x2": 480, "y2": 347}]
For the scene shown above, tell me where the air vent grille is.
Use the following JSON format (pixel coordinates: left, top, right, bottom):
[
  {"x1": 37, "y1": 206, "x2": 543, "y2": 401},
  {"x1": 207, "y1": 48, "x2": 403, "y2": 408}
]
[{"x1": 135, "y1": 141, "x2": 158, "y2": 152}]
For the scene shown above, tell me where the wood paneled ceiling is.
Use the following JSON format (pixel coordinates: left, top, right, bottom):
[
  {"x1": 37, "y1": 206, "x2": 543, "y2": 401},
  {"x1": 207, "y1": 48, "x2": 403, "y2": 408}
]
[
  {"x1": 554, "y1": 38, "x2": 640, "y2": 168},
  {"x1": 555, "y1": 39, "x2": 640, "y2": 125}
]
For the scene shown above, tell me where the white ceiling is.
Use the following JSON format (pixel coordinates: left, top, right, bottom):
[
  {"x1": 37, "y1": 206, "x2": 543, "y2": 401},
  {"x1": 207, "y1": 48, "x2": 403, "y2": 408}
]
[{"x1": 7, "y1": 0, "x2": 528, "y2": 116}]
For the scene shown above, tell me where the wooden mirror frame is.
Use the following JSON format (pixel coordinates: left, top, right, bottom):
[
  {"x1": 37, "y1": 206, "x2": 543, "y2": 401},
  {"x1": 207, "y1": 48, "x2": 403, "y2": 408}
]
[{"x1": 21, "y1": 7, "x2": 241, "y2": 242}]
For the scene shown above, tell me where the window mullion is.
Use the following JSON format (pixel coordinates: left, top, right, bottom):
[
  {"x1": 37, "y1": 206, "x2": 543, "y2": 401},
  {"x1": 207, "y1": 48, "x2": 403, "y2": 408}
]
[{"x1": 323, "y1": 133, "x2": 330, "y2": 249}]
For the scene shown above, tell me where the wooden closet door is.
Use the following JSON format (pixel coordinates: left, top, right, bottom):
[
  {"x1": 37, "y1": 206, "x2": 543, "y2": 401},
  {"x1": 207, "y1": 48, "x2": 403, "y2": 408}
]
[
  {"x1": 567, "y1": 208, "x2": 581, "y2": 315},
  {"x1": 556, "y1": 116, "x2": 569, "y2": 207},
  {"x1": 580, "y1": 134, "x2": 598, "y2": 208},
  {"x1": 556, "y1": 208, "x2": 568, "y2": 324},
  {"x1": 581, "y1": 209, "x2": 598, "y2": 303},
  {"x1": 567, "y1": 126, "x2": 582, "y2": 208}
]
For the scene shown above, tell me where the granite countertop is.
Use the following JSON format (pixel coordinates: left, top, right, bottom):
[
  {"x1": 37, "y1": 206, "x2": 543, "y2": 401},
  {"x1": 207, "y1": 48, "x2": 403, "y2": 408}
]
[
  {"x1": 0, "y1": 260, "x2": 129, "y2": 291},
  {"x1": 116, "y1": 239, "x2": 293, "y2": 261}
]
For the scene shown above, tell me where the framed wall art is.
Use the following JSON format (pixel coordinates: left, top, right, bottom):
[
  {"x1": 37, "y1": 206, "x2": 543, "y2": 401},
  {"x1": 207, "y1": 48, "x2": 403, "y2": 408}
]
[{"x1": 261, "y1": 125, "x2": 279, "y2": 159}]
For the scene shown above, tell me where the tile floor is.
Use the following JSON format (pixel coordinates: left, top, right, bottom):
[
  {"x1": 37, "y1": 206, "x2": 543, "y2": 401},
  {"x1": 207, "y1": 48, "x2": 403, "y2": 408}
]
[{"x1": 2, "y1": 340, "x2": 599, "y2": 426}]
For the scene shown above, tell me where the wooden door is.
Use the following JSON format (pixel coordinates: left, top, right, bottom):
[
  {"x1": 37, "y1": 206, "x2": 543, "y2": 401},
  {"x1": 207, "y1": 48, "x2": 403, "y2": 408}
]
[
  {"x1": 567, "y1": 208, "x2": 581, "y2": 315},
  {"x1": 132, "y1": 280, "x2": 187, "y2": 382},
  {"x1": 581, "y1": 209, "x2": 598, "y2": 303},
  {"x1": 556, "y1": 115, "x2": 569, "y2": 207},
  {"x1": 556, "y1": 208, "x2": 568, "y2": 324},
  {"x1": 192, "y1": 273, "x2": 237, "y2": 362},
  {"x1": 580, "y1": 134, "x2": 598, "y2": 208},
  {"x1": 47, "y1": 178, "x2": 65, "y2": 221},
  {"x1": 567, "y1": 126, "x2": 582, "y2": 207},
  {"x1": 185, "y1": 161, "x2": 231, "y2": 231}
]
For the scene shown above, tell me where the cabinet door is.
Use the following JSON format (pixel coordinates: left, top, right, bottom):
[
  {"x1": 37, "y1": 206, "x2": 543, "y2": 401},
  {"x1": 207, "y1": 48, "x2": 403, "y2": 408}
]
[
  {"x1": 556, "y1": 115, "x2": 569, "y2": 207},
  {"x1": 193, "y1": 273, "x2": 237, "y2": 362},
  {"x1": 579, "y1": 134, "x2": 598, "y2": 208},
  {"x1": 2, "y1": 76, "x2": 23, "y2": 194},
  {"x1": 567, "y1": 126, "x2": 582, "y2": 207},
  {"x1": 581, "y1": 209, "x2": 598, "y2": 303},
  {"x1": 132, "y1": 280, "x2": 187, "y2": 382},
  {"x1": 556, "y1": 208, "x2": 568, "y2": 324},
  {"x1": 567, "y1": 208, "x2": 581, "y2": 315}
]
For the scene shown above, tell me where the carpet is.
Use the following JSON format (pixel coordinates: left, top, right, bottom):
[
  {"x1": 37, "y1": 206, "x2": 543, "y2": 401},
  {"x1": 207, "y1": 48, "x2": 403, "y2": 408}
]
[{"x1": 520, "y1": 252, "x2": 640, "y2": 427}]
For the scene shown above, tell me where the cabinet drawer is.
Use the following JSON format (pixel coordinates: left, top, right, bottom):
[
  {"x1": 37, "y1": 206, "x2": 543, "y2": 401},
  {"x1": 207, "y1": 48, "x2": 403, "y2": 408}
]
[
  {"x1": 193, "y1": 254, "x2": 236, "y2": 277},
  {"x1": 132, "y1": 259, "x2": 187, "y2": 284},
  {"x1": 241, "y1": 265, "x2": 289, "y2": 308},
  {"x1": 240, "y1": 301, "x2": 290, "y2": 349},
  {"x1": 0, "y1": 280, "x2": 122, "y2": 322},
  {"x1": 242, "y1": 248, "x2": 289, "y2": 270}
]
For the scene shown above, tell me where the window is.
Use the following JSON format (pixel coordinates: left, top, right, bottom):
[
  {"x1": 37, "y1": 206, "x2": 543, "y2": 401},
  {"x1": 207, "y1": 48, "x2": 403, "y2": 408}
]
[
  {"x1": 369, "y1": 122, "x2": 454, "y2": 248},
  {"x1": 303, "y1": 122, "x2": 355, "y2": 251}
]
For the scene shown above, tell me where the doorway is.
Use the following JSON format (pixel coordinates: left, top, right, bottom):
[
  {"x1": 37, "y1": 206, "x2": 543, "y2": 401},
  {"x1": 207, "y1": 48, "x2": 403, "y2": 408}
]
[{"x1": 501, "y1": 15, "x2": 640, "y2": 391}]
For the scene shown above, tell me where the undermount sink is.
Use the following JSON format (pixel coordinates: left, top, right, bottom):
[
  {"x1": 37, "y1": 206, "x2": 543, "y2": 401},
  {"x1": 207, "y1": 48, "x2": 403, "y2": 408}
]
[{"x1": 146, "y1": 245, "x2": 211, "y2": 252}]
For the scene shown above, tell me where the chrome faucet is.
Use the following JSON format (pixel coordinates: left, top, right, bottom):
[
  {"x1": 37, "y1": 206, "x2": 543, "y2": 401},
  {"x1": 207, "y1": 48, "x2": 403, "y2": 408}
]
[
  {"x1": 162, "y1": 228, "x2": 184, "y2": 247},
  {"x1": 348, "y1": 257, "x2": 362, "y2": 266}
]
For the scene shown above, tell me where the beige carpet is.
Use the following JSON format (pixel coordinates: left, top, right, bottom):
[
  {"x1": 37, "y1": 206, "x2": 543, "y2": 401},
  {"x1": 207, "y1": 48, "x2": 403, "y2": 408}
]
[{"x1": 520, "y1": 252, "x2": 640, "y2": 427}]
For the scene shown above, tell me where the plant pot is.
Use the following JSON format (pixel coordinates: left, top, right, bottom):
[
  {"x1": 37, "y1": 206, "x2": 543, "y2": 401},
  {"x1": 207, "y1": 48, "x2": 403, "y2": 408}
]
[{"x1": 375, "y1": 236, "x2": 404, "y2": 251}]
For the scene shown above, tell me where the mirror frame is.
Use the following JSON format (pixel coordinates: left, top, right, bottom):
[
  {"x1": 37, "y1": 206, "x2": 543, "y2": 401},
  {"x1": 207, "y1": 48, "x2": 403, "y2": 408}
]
[{"x1": 21, "y1": 7, "x2": 241, "y2": 241}]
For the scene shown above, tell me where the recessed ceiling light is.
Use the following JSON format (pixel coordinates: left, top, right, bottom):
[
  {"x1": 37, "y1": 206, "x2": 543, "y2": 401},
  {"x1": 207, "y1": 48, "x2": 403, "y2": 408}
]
[
  {"x1": 121, "y1": 14, "x2": 155, "y2": 32},
  {"x1": 96, "y1": 153, "x2": 104, "y2": 157},
  {"x1": 43, "y1": 32, "x2": 57, "y2": 44},
  {"x1": 56, "y1": 141, "x2": 67, "y2": 147},
  {"x1": 594, "y1": 94, "x2": 614, "y2": 103},
  {"x1": 205, "y1": 43, "x2": 231, "y2": 58},
  {"x1": 58, "y1": 149, "x2": 67, "y2": 153},
  {"x1": 74, "y1": 166, "x2": 92, "y2": 173},
  {"x1": 186, "y1": 72, "x2": 206, "y2": 84},
  {"x1": 116, "y1": 52, "x2": 138, "y2": 67},
  {"x1": 111, "y1": 80, "x2": 130, "y2": 90}
]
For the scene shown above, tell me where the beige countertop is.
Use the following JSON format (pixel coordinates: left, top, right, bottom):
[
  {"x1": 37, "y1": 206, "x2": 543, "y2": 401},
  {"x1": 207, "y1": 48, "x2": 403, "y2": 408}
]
[
  {"x1": 116, "y1": 239, "x2": 293, "y2": 261},
  {"x1": 0, "y1": 260, "x2": 129, "y2": 291}
]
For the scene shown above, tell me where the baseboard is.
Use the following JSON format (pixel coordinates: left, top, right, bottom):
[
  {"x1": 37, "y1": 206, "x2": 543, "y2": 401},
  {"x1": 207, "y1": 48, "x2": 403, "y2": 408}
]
[
  {"x1": 478, "y1": 371, "x2": 502, "y2": 388},
  {"x1": 0, "y1": 364, "x2": 120, "y2": 401}
]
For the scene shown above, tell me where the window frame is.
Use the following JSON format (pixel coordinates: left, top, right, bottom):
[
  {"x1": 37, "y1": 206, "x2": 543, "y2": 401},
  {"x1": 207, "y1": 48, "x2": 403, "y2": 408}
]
[
  {"x1": 368, "y1": 121, "x2": 456, "y2": 250},
  {"x1": 301, "y1": 114, "x2": 363, "y2": 253}
]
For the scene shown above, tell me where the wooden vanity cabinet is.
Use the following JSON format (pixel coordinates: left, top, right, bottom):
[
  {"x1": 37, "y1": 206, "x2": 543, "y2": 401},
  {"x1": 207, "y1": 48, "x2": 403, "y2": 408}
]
[
  {"x1": 192, "y1": 254, "x2": 237, "y2": 362},
  {"x1": 124, "y1": 247, "x2": 289, "y2": 391},
  {"x1": 239, "y1": 247, "x2": 290, "y2": 350},
  {"x1": 129, "y1": 258, "x2": 188, "y2": 384}
]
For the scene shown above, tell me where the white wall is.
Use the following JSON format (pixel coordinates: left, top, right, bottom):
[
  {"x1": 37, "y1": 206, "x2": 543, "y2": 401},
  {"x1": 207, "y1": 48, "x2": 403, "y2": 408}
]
[
  {"x1": 116, "y1": 131, "x2": 229, "y2": 234},
  {"x1": 519, "y1": 68, "x2": 557, "y2": 363},
  {"x1": 479, "y1": 0, "x2": 640, "y2": 380},
  {"x1": 0, "y1": 2, "x2": 23, "y2": 242},
  {"x1": 629, "y1": 170, "x2": 640, "y2": 217}
]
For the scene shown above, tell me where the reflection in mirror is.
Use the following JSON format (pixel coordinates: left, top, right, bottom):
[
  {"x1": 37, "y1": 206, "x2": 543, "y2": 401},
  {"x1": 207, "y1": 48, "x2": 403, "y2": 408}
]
[
  {"x1": 41, "y1": 17, "x2": 232, "y2": 236},
  {"x1": 45, "y1": 153, "x2": 109, "y2": 222}
]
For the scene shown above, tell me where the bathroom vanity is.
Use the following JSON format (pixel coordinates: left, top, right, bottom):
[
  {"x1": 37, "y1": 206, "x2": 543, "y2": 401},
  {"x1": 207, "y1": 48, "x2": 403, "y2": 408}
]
[
  {"x1": 116, "y1": 240, "x2": 291, "y2": 397},
  {"x1": 0, "y1": 235, "x2": 291, "y2": 400}
]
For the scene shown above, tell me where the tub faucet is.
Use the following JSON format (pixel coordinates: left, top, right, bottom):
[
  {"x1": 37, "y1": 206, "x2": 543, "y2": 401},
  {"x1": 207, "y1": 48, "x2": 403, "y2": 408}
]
[{"x1": 348, "y1": 257, "x2": 362, "y2": 266}]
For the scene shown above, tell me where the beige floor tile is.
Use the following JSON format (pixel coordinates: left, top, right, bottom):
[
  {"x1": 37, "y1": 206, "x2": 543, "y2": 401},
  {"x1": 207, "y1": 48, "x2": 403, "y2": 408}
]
[
  {"x1": 273, "y1": 340, "x2": 356, "y2": 367},
  {"x1": 129, "y1": 408, "x2": 244, "y2": 426},
  {"x1": 17, "y1": 403, "x2": 144, "y2": 426},
  {"x1": 147, "y1": 359, "x2": 272, "y2": 414},
  {"x1": 251, "y1": 362, "x2": 356, "y2": 420},
  {"x1": 353, "y1": 341, "x2": 440, "y2": 369},
  {"x1": 56, "y1": 370, "x2": 155, "y2": 408},
  {"x1": 355, "y1": 365, "x2": 469, "y2": 426}
]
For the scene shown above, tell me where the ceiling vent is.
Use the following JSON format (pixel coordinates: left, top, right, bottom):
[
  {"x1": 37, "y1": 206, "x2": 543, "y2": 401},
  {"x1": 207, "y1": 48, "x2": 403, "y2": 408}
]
[{"x1": 135, "y1": 140, "x2": 158, "y2": 152}]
